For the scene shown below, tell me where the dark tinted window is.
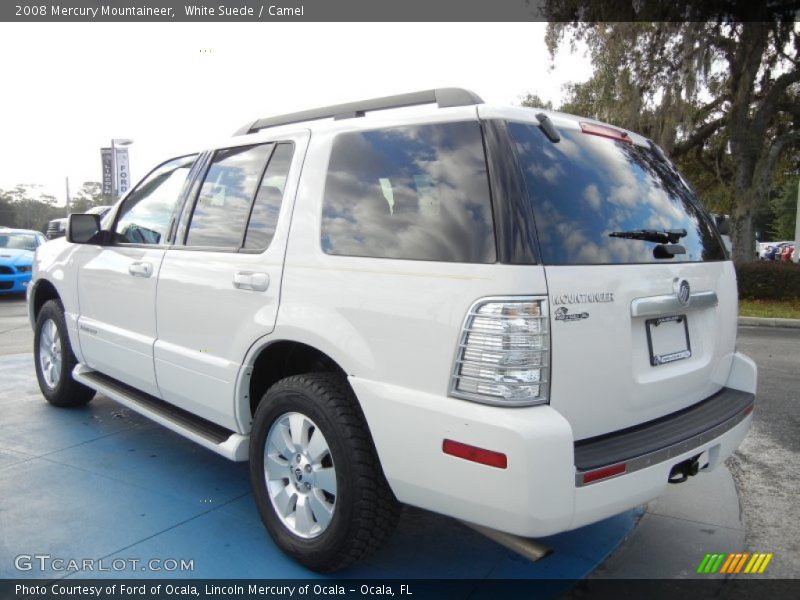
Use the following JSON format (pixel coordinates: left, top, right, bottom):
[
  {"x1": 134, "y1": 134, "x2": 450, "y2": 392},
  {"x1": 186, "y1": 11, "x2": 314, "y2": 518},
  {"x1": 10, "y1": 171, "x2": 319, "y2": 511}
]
[
  {"x1": 322, "y1": 121, "x2": 495, "y2": 263},
  {"x1": 508, "y1": 122, "x2": 725, "y2": 264},
  {"x1": 186, "y1": 143, "x2": 274, "y2": 248},
  {"x1": 244, "y1": 143, "x2": 294, "y2": 250},
  {"x1": 115, "y1": 155, "x2": 196, "y2": 245}
]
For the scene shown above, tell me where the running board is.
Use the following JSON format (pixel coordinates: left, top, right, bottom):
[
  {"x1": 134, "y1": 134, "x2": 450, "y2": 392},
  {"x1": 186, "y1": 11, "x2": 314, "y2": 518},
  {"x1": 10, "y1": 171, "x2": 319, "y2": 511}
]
[{"x1": 73, "y1": 364, "x2": 249, "y2": 461}]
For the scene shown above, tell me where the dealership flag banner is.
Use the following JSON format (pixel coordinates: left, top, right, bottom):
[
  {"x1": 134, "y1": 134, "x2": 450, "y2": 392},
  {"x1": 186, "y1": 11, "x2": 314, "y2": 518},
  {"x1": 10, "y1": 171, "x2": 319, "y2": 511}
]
[
  {"x1": 115, "y1": 147, "x2": 131, "y2": 197},
  {"x1": 101, "y1": 148, "x2": 113, "y2": 196}
]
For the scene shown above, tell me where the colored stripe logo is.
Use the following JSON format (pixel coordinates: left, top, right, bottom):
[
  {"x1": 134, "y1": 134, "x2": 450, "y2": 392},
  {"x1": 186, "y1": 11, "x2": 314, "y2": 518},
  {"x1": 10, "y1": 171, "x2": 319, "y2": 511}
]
[{"x1": 696, "y1": 552, "x2": 773, "y2": 574}]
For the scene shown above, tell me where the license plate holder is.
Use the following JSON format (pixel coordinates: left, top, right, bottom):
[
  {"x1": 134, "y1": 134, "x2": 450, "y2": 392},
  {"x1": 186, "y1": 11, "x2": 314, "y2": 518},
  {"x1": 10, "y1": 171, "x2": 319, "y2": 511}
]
[{"x1": 646, "y1": 315, "x2": 691, "y2": 366}]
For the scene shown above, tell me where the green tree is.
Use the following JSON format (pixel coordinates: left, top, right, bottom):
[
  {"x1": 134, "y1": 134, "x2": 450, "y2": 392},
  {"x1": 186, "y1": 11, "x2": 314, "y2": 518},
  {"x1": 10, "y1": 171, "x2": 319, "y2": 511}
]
[
  {"x1": 70, "y1": 181, "x2": 112, "y2": 213},
  {"x1": 0, "y1": 190, "x2": 16, "y2": 226},
  {"x1": 542, "y1": 2, "x2": 799, "y2": 262},
  {"x1": 0, "y1": 184, "x2": 62, "y2": 233},
  {"x1": 769, "y1": 178, "x2": 799, "y2": 241},
  {"x1": 520, "y1": 93, "x2": 553, "y2": 111}
]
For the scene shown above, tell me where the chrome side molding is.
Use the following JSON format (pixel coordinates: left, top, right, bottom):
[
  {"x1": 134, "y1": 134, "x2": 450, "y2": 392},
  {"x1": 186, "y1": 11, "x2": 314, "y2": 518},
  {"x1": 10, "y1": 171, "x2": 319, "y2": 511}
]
[{"x1": 631, "y1": 290, "x2": 718, "y2": 318}]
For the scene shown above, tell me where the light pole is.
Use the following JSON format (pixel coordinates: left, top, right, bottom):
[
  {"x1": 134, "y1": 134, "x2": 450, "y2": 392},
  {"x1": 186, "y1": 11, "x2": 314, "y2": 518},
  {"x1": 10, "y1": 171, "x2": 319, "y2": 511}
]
[{"x1": 111, "y1": 138, "x2": 133, "y2": 202}]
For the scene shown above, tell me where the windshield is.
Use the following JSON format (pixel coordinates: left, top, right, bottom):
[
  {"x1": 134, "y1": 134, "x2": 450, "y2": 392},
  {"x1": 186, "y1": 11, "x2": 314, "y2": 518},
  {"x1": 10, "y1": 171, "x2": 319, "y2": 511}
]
[
  {"x1": 508, "y1": 122, "x2": 726, "y2": 265},
  {"x1": 0, "y1": 233, "x2": 38, "y2": 251}
]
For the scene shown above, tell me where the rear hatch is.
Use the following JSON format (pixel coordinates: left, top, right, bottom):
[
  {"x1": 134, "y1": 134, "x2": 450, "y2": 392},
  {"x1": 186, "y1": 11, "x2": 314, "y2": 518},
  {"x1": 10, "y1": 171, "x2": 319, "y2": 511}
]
[{"x1": 505, "y1": 118, "x2": 736, "y2": 440}]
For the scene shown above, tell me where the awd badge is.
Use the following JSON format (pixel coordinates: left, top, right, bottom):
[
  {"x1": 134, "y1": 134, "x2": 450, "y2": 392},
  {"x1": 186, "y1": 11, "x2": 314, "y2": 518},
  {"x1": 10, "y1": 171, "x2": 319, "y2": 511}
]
[{"x1": 554, "y1": 307, "x2": 589, "y2": 322}]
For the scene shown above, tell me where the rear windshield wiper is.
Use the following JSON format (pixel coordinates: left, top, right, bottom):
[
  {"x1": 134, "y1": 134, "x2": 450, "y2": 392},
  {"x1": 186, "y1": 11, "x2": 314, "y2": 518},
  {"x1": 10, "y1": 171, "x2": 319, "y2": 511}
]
[{"x1": 609, "y1": 228, "x2": 687, "y2": 244}]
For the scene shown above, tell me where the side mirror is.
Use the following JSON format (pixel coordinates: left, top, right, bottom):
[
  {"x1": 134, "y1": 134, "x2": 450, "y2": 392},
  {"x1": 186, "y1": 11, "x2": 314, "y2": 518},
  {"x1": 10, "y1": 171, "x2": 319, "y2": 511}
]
[
  {"x1": 716, "y1": 216, "x2": 731, "y2": 236},
  {"x1": 67, "y1": 213, "x2": 102, "y2": 244}
]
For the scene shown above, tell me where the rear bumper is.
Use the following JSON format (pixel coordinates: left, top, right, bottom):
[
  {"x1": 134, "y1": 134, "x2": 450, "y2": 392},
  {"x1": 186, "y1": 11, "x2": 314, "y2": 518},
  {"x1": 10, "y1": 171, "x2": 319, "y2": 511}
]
[
  {"x1": 353, "y1": 351, "x2": 756, "y2": 537},
  {"x1": 574, "y1": 387, "x2": 753, "y2": 486}
]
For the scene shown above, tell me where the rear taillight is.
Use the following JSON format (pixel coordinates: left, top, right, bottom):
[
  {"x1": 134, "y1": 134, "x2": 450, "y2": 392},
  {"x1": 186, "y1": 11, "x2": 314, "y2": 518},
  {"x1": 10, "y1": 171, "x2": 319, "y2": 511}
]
[{"x1": 450, "y1": 297, "x2": 549, "y2": 406}]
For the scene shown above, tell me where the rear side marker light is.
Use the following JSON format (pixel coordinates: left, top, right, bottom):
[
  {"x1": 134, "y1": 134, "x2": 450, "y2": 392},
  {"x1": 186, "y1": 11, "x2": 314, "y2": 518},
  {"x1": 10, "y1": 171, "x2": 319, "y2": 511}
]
[
  {"x1": 442, "y1": 439, "x2": 507, "y2": 469},
  {"x1": 581, "y1": 463, "x2": 626, "y2": 485},
  {"x1": 743, "y1": 403, "x2": 754, "y2": 417},
  {"x1": 580, "y1": 122, "x2": 633, "y2": 144}
]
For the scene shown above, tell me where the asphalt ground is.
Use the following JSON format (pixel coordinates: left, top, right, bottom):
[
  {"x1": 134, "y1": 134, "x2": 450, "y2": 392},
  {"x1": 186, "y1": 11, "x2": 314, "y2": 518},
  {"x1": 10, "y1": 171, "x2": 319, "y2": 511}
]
[
  {"x1": 728, "y1": 326, "x2": 800, "y2": 578},
  {"x1": 0, "y1": 294, "x2": 30, "y2": 356}
]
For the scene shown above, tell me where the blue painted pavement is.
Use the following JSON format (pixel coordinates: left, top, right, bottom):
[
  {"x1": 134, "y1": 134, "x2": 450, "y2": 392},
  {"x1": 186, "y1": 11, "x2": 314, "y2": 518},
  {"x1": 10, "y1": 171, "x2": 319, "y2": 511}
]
[{"x1": 0, "y1": 354, "x2": 638, "y2": 585}]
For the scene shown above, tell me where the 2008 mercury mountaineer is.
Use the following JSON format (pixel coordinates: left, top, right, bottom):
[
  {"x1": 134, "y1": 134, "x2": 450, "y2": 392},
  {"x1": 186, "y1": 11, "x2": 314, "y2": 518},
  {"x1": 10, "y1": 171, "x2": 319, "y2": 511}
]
[{"x1": 28, "y1": 88, "x2": 756, "y2": 572}]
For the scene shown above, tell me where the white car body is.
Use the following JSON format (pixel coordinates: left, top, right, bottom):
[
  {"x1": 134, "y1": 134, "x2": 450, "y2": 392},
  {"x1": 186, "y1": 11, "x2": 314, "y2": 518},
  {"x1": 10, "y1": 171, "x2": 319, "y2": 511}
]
[{"x1": 29, "y1": 96, "x2": 755, "y2": 540}]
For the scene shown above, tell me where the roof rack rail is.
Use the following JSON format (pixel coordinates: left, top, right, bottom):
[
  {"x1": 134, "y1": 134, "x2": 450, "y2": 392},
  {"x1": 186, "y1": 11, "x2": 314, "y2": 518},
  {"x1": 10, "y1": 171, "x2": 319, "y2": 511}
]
[{"x1": 234, "y1": 88, "x2": 484, "y2": 136}]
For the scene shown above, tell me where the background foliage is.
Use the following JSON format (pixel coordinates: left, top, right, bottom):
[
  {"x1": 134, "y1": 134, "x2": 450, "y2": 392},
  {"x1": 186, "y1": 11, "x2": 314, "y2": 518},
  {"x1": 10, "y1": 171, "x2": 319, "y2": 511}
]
[
  {"x1": 0, "y1": 182, "x2": 110, "y2": 233},
  {"x1": 736, "y1": 261, "x2": 800, "y2": 300},
  {"x1": 534, "y1": 2, "x2": 799, "y2": 262}
]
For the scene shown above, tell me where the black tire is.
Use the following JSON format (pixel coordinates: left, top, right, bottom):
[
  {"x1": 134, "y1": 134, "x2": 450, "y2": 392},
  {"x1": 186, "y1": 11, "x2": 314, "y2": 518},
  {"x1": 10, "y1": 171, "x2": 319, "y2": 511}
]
[
  {"x1": 34, "y1": 299, "x2": 95, "y2": 407},
  {"x1": 249, "y1": 372, "x2": 400, "y2": 572}
]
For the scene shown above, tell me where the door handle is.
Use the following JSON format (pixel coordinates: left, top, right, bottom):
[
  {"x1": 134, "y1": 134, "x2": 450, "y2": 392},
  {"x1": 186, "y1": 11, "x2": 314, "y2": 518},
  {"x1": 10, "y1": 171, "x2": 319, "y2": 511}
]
[
  {"x1": 128, "y1": 261, "x2": 153, "y2": 278},
  {"x1": 233, "y1": 271, "x2": 269, "y2": 292}
]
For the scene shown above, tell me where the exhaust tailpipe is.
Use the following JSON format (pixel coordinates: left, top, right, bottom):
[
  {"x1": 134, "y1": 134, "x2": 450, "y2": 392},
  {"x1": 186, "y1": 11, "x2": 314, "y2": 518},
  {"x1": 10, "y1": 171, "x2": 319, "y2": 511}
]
[{"x1": 460, "y1": 521, "x2": 552, "y2": 562}]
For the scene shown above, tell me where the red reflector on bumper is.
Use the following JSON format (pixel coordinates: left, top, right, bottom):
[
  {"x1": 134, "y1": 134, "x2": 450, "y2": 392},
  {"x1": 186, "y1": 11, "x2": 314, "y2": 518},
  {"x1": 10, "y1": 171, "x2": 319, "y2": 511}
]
[
  {"x1": 582, "y1": 462, "x2": 627, "y2": 485},
  {"x1": 442, "y1": 439, "x2": 507, "y2": 469},
  {"x1": 743, "y1": 403, "x2": 754, "y2": 416}
]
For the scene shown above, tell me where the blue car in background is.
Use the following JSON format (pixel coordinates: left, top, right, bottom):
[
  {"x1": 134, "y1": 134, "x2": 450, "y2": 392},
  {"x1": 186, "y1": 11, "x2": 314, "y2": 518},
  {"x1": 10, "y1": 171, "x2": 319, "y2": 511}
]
[{"x1": 0, "y1": 228, "x2": 47, "y2": 295}]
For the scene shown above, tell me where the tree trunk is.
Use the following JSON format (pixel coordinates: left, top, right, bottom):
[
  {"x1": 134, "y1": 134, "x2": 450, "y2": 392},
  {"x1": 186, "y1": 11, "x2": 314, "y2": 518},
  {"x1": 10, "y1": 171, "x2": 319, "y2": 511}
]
[{"x1": 729, "y1": 194, "x2": 757, "y2": 263}]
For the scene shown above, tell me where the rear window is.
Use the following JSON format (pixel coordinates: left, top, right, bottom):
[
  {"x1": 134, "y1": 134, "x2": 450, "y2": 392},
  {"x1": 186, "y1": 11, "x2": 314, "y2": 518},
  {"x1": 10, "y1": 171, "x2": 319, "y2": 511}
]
[
  {"x1": 321, "y1": 121, "x2": 496, "y2": 263},
  {"x1": 508, "y1": 122, "x2": 726, "y2": 265}
]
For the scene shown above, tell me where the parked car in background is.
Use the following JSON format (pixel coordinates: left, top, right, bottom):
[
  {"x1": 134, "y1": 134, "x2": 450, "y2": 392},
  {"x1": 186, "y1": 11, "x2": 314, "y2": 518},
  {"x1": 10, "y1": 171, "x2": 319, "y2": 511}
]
[
  {"x1": 764, "y1": 241, "x2": 792, "y2": 261},
  {"x1": 779, "y1": 243, "x2": 795, "y2": 262},
  {"x1": 47, "y1": 205, "x2": 112, "y2": 240},
  {"x1": 0, "y1": 228, "x2": 46, "y2": 294},
  {"x1": 756, "y1": 242, "x2": 773, "y2": 260},
  {"x1": 774, "y1": 242, "x2": 793, "y2": 261}
]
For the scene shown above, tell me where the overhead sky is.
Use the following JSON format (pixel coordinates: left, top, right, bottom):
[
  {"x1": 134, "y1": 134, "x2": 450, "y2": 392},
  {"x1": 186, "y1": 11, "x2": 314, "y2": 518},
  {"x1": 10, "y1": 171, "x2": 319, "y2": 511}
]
[{"x1": 0, "y1": 22, "x2": 591, "y2": 203}]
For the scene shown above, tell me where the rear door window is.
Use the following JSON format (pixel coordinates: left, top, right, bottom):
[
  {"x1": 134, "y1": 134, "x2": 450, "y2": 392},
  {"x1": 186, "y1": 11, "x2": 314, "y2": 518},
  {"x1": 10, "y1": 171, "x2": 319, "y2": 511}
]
[
  {"x1": 321, "y1": 121, "x2": 496, "y2": 263},
  {"x1": 186, "y1": 143, "x2": 274, "y2": 249},
  {"x1": 507, "y1": 122, "x2": 725, "y2": 265},
  {"x1": 244, "y1": 143, "x2": 294, "y2": 250}
]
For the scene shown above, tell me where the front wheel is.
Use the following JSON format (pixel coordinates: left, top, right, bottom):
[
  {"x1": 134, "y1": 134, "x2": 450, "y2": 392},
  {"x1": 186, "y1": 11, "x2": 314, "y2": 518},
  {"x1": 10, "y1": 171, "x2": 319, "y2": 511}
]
[
  {"x1": 34, "y1": 300, "x2": 95, "y2": 407},
  {"x1": 249, "y1": 373, "x2": 400, "y2": 572}
]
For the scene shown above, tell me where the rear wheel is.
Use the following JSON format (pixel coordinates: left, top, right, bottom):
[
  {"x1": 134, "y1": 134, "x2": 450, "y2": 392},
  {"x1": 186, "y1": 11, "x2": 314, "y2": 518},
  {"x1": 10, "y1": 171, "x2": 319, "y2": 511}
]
[
  {"x1": 34, "y1": 300, "x2": 95, "y2": 407},
  {"x1": 249, "y1": 373, "x2": 400, "y2": 572}
]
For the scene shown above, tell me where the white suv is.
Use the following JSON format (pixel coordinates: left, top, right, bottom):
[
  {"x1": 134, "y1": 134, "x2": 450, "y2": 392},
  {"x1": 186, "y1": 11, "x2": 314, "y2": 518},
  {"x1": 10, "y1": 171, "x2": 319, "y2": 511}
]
[{"x1": 28, "y1": 89, "x2": 756, "y2": 572}]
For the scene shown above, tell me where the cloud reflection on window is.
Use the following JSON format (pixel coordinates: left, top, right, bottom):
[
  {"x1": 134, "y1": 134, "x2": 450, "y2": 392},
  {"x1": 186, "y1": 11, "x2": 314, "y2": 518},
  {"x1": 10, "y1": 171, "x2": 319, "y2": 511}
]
[
  {"x1": 508, "y1": 123, "x2": 725, "y2": 265},
  {"x1": 114, "y1": 155, "x2": 197, "y2": 245},
  {"x1": 322, "y1": 122, "x2": 495, "y2": 263},
  {"x1": 186, "y1": 143, "x2": 274, "y2": 248}
]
